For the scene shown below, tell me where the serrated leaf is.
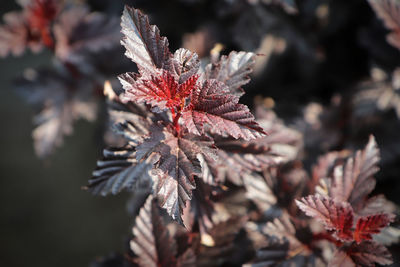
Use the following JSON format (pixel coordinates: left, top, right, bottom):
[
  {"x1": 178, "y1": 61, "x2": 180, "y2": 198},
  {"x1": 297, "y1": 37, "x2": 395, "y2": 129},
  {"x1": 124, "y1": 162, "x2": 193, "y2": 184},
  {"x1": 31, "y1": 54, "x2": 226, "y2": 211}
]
[
  {"x1": 86, "y1": 147, "x2": 158, "y2": 196},
  {"x1": 172, "y1": 48, "x2": 200, "y2": 84},
  {"x1": 332, "y1": 241, "x2": 393, "y2": 266},
  {"x1": 119, "y1": 70, "x2": 198, "y2": 111},
  {"x1": 353, "y1": 214, "x2": 393, "y2": 243},
  {"x1": 182, "y1": 178, "x2": 215, "y2": 234},
  {"x1": 368, "y1": 0, "x2": 400, "y2": 50},
  {"x1": 329, "y1": 135, "x2": 380, "y2": 209},
  {"x1": 181, "y1": 79, "x2": 265, "y2": 140},
  {"x1": 205, "y1": 51, "x2": 256, "y2": 96},
  {"x1": 130, "y1": 195, "x2": 177, "y2": 267},
  {"x1": 296, "y1": 195, "x2": 354, "y2": 241},
  {"x1": 121, "y1": 6, "x2": 171, "y2": 74},
  {"x1": 214, "y1": 108, "x2": 301, "y2": 178},
  {"x1": 136, "y1": 125, "x2": 216, "y2": 223}
]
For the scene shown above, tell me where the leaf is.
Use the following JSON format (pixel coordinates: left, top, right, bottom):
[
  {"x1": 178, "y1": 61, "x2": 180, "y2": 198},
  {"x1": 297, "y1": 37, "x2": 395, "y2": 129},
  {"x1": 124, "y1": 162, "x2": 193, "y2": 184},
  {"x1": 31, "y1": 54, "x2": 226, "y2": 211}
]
[
  {"x1": 54, "y1": 6, "x2": 120, "y2": 64},
  {"x1": 136, "y1": 125, "x2": 216, "y2": 223},
  {"x1": 357, "y1": 194, "x2": 396, "y2": 217},
  {"x1": 328, "y1": 250, "x2": 356, "y2": 267},
  {"x1": 368, "y1": 0, "x2": 400, "y2": 50},
  {"x1": 295, "y1": 195, "x2": 354, "y2": 241},
  {"x1": 182, "y1": 178, "x2": 215, "y2": 234},
  {"x1": 0, "y1": 11, "x2": 35, "y2": 57},
  {"x1": 119, "y1": 70, "x2": 198, "y2": 111},
  {"x1": 353, "y1": 214, "x2": 393, "y2": 243},
  {"x1": 243, "y1": 172, "x2": 277, "y2": 212},
  {"x1": 15, "y1": 68, "x2": 97, "y2": 157},
  {"x1": 205, "y1": 51, "x2": 256, "y2": 96},
  {"x1": 172, "y1": 48, "x2": 200, "y2": 84},
  {"x1": 130, "y1": 195, "x2": 177, "y2": 267},
  {"x1": 329, "y1": 135, "x2": 380, "y2": 209},
  {"x1": 198, "y1": 108, "x2": 301, "y2": 185},
  {"x1": 213, "y1": 108, "x2": 301, "y2": 177},
  {"x1": 121, "y1": 5, "x2": 171, "y2": 74},
  {"x1": 177, "y1": 248, "x2": 196, "y2": 267},
  {"x1": 181, "y1": 79, "x2": 266, "y2": 140},
  {"x1": 246, "y1": 216, "x2": 322, "y2": 267},
  {"x1": 243, "y1": 237, "x2": 290, "y2": 267},
  {"x1": 312, "y1": 150, "x2": 350, "y2": 185},
  {"x1": 261, "y1": 213, "x2": 304, "y2": 251},
  {"x1": 333, "y1": 241, "x2": 393, "y2": 267},
  {"x1": 374, "y1": 226, "x2": 400, "y2": 246},
  {"x1": 195, "y1": 216, "x2": 247, "y2": 267},
  {"x1": 86, "y1": 147, "x2": 158, "y2": 196}
]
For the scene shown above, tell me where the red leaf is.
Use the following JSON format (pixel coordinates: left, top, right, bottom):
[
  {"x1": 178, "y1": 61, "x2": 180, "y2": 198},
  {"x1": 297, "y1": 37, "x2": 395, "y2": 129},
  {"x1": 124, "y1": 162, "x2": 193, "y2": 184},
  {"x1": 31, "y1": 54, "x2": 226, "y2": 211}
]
[
  {"x1": 121, "y1": 6, "x2": 171, "y2": 75},
  {"x1": 120, "y1": 71, "x2": 198, "y2": 112},
  {"x1": 353, "y1": 214, "x2": 393, "y2": 243},
  {"x1": 295, "y1": 195, "x2": 354, "y2": 241},
  {"x1": 26, "y1": 0, "x2": 58, "y2": 31},
  {"x1": 181, "y1": 79, "x2": 266, "y2": 140}
]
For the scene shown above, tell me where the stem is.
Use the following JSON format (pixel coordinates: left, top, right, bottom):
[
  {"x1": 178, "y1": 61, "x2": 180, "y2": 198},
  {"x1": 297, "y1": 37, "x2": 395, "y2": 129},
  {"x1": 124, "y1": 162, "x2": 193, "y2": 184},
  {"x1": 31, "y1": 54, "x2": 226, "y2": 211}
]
[{"x1": 172, "y1": 109, "x2": 181, "y2": 134}]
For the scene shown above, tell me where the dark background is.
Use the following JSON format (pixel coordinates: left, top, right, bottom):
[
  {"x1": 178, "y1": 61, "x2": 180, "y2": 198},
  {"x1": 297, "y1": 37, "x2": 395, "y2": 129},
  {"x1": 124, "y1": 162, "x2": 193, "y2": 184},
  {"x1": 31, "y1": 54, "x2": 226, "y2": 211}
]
[
  {"x1": 0, "y1": 2, "x2": 131, "y2": 267},
  {"x1": 1, "y1": 0, "x2": 400, "y2": 266}
]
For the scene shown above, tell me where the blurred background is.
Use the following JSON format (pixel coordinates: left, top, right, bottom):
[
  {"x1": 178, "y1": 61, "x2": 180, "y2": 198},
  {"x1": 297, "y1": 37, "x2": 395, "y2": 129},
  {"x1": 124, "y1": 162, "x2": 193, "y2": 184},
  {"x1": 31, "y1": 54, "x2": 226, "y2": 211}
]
[{"x1": 1, "y1": 0, "x2": 400, "y2": 266}]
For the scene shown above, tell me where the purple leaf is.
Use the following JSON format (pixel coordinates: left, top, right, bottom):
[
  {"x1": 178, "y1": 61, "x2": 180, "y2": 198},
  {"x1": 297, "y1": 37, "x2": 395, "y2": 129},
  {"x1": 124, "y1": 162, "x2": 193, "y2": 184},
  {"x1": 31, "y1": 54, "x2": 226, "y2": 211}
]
[
  {"x1": 205, "y1": 51, "x2": 256, "y2": 96},
  {"x1": 181, "y1": 79, "x2": 266, "y2": 140},
  {"x1": 54, "y1": 6, "x2": 120, "y2": 64},
  {"x1": 329, "y1": 135, "x2": 380, "y2": 209},
  {"x1": 120, "y1": 6, "x2": 171, "y2": 75},
  {"x1": 172, "y1": 48, "x2": 200, "y2": 84},
  {"x1": 86, "y1": 147, "x2": 158, "y2": 196},
  {"x1": 331, "y1": 241, "x2": 393, "y2": 266},
  {"x1": 296, "y1": 195, "x2": 354, "y2": 241},
  {"x1": 0, "y1": 11, "x2": 39, "y2": 57},
  {"x1": 368, "y1": 0, "x2": 400, "y2": 50},
  {"x1": 130, "y1": 195, "x2": 178, "y2": 267},
  {"x1": 136, "y1": 125, "x2": 216, "y2": 223}
]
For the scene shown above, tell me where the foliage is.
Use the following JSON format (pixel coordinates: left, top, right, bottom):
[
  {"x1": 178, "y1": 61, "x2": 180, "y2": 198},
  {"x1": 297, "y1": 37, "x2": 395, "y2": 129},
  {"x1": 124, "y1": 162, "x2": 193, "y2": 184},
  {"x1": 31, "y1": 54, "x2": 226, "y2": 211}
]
[{"x1": 2, "y1": 1, "x2": 400, "y2": 266}]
